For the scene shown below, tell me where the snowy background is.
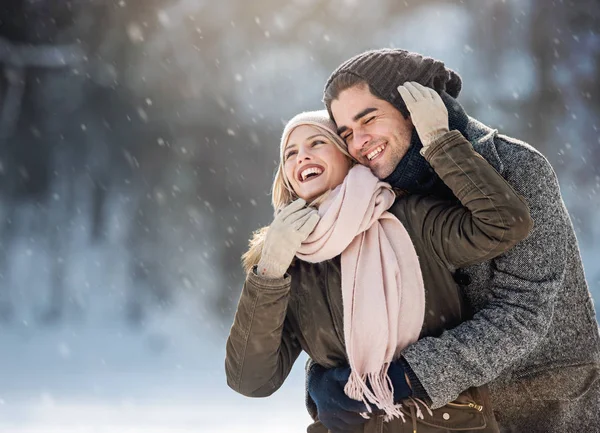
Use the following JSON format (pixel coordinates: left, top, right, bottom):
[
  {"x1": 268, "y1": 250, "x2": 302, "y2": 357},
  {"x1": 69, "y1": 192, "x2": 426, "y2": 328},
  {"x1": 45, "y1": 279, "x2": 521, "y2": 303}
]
[{"x1": 0, "y1": 0, "x2": 598, "y2": 432}]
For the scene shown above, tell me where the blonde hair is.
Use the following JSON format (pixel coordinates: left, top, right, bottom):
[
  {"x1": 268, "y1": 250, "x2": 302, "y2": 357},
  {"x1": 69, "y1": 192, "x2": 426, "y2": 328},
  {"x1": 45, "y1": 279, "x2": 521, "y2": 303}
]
[{"x1": 242, "y1": 111, "x2": 353, "y2": 273}]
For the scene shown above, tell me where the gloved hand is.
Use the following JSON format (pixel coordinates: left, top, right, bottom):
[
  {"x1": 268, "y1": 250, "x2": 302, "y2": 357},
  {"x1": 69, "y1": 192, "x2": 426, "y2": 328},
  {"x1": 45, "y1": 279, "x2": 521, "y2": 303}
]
[
  {"x1": 307, "y1": 363, "x2": 369, "y2": 433},
  {"x1": 307, "y1": 361, "x2": 414, "y2": 432},
  {"x1": 387, "y1": 359, "x2": 413, "y2": 404},
  {"x1": 397, "y1": 81, "x2": 449, "y2": 149},
  {"x1": 256, "y1": 198, "x2": 319, "y2": 279}
]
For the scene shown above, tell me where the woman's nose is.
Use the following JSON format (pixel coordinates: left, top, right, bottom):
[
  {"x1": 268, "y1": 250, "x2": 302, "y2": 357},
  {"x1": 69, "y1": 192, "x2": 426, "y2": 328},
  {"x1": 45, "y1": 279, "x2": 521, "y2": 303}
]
[{"x1": 296, "y1": 147, "x2": 312, "y2": 163}]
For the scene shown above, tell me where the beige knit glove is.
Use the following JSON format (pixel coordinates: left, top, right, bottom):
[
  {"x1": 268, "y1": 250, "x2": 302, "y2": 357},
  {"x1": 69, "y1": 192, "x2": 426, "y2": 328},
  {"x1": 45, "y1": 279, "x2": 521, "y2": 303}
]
[
  {"x1": 256, "y1": 198, "x2": 320, "y2": 279},
  {"x1": 397, "y1": 81, "x2": 449, "y2": 150}
]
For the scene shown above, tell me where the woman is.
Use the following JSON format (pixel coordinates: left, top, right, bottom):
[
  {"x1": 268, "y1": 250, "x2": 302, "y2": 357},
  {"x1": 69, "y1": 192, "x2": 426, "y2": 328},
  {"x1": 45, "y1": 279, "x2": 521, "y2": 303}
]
[{"x1": 225, "y1": 83, "x2": 533, "y2": 432}]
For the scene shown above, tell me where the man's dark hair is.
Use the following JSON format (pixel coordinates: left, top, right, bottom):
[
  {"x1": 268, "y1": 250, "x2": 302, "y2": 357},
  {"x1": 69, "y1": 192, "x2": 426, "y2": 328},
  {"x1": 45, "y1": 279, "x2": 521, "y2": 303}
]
[
  {"x1": 322, "y1": 49, "x2": 462, "y2": 124},
  {"x1": 323, "y1": 72, "x2": 411, "y2": 122}
]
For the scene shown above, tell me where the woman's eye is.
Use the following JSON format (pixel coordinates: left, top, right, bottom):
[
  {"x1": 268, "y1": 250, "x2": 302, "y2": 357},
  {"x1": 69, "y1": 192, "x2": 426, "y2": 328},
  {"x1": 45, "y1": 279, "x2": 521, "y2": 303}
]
[
  {"x1": 285, "y1": 150, "x2": 297, "y2": 160},
  {"x1": 311, "y1": 140, "x2": 325, "y2": 147}
]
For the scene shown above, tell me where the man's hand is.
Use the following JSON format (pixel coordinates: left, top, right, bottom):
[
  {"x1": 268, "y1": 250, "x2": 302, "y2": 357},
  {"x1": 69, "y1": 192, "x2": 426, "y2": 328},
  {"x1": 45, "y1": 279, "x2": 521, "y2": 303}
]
[
  {"x1": 397, "y1": 81, "x2": 449, "y2": 148},
  {"x1": 386, "y1": 360, "x2": 413, "y2": 404},
  {"x1": 257, "y1": 198, "x2": 319, "y2": 279}
]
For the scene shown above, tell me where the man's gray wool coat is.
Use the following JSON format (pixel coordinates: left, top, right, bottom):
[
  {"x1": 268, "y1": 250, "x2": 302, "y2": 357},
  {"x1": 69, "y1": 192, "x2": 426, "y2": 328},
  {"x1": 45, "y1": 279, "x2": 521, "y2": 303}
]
[{"x1": 401, "y1": 117, "x2": 600, "y2": 433}]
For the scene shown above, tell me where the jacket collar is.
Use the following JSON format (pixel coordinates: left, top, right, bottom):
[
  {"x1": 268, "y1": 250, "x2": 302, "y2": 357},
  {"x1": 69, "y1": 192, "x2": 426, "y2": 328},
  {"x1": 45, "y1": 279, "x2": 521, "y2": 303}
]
[{"x1": 465, "y1": 116, "x2": 504, "y2": 174}]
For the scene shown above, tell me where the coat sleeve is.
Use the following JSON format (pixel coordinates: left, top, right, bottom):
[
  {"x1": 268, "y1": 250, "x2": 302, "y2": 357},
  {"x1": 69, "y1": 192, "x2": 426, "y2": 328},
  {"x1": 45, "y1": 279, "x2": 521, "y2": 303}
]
[
  {"x1": 225, "y1": 268, "x2": 302, "y2": 397},
  {"x1": 401, "y1": 142, "x2": 568, "y2": 408},
  {"x1": 397, "y1": 130, "x2": 533, "y2": 270}
]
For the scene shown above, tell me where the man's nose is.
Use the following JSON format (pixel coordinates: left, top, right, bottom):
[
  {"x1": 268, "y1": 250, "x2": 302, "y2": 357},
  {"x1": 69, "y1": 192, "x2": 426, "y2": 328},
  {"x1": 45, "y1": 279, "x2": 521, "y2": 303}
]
[{"x1": 352, "y1": 129, "x2": 371, "y2": 154}]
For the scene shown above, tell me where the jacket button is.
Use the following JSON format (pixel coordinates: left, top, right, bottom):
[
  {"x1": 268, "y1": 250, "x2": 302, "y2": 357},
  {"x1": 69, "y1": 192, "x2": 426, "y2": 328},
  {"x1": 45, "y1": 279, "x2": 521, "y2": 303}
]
[
  {"x1": 443, "y1": 413, "x2": 450, "y2": 420},
  {"x1": 453, "y1": 270, "x2": 471, "y2": 286}
]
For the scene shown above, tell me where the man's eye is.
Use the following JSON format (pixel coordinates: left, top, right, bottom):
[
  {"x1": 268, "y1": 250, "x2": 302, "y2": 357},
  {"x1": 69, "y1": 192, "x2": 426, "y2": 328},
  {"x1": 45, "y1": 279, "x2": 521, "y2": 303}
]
[
  {"x1": 342, "y1": 132, "x2": 353, "y2": 143},
  {"x1": 365, "y1": 116, "x2": 375, "y2": 124}
]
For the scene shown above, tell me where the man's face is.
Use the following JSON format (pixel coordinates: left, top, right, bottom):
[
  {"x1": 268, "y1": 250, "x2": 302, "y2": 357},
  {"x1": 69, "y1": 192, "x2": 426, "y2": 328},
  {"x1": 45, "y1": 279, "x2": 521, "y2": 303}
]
[{"x1": 331, "y1": 84, "x2": 413, "y2": 179}]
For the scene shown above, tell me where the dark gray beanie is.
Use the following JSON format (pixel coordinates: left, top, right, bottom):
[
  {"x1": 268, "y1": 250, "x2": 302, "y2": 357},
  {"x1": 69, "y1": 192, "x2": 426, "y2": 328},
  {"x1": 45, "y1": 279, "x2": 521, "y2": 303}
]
[{"x1": 324, "y1": 48, "x2": 462, "y2": 118}]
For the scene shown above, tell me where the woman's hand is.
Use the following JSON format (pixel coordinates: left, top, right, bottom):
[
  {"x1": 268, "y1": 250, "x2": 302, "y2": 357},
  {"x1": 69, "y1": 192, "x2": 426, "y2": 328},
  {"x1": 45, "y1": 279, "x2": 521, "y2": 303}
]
[
  {"x1": 307, "y1": 363, "x2": 369, "y2": 433},
  {"x1": 397, "y1": 81, "x2": 449, "y2": 148},
  {"x1": 256, "y1": 198, "x2": 320, "y2": 279}
]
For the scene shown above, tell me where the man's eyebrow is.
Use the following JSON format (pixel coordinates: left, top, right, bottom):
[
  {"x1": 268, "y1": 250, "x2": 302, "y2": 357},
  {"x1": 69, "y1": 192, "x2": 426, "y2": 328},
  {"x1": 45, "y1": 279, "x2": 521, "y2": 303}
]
[
  {"x1": 336, "y1": 107, "x2": 378, "y2": 135},
  {"x1": 353, "y1": 107, "x2": 378, "y2": 122},
  {"x1": 337, "y1": 125, "x2": 348, "y2": 136}
]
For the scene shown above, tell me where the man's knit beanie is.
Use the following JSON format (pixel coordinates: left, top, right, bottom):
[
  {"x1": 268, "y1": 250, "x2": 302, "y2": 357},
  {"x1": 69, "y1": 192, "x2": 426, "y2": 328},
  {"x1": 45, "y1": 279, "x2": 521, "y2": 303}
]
[{"x1": 324, "y1": 48, "x2": 462, "y2": 118}]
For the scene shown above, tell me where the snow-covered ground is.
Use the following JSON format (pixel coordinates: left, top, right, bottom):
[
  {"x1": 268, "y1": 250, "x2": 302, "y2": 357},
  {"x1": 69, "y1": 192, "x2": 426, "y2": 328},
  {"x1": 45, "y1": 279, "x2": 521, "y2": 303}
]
[{"x1": 0, "y1": 312, "x2": 313, "y2": 433}]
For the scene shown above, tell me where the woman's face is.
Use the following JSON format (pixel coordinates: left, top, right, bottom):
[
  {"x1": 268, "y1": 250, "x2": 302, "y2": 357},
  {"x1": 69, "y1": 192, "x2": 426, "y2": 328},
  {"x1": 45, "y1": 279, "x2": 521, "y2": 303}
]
[{"x1": 283, "y1": 125, "x2": 352, "y2": 203}]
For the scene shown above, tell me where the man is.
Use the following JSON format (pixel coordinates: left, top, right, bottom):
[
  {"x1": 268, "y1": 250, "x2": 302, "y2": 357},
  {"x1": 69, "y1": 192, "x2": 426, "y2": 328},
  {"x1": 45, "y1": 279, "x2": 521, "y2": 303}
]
[{"x1": 306, "y1": 48, "x2": 600, "y2": 432}]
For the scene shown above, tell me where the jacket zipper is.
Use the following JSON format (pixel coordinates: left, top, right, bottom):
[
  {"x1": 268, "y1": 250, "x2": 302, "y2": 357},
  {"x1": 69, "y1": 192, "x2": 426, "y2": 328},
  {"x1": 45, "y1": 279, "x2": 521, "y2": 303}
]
[
  {"x1": 324, "y1": 261, "x2": 345, "y2": 348},
  {"x1": 446, "y1": 401, "x2": 484, "y2": 412}
]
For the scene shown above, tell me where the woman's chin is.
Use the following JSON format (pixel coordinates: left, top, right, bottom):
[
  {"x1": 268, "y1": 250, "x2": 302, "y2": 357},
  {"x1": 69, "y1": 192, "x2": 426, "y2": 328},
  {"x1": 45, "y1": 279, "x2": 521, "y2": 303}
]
[
  {"x1": 302, "y1": 193, "x2": 319, "y2": 203},
  {"x1": 300, "y1": 188, "x2": 326, "y2": 203}
]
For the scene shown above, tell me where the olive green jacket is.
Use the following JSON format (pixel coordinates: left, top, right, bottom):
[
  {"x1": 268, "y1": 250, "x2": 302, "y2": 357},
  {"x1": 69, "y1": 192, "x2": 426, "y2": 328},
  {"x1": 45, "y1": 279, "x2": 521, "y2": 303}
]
[{"x1": 225, "y1": 131, "x2": 533, "y2": 432}]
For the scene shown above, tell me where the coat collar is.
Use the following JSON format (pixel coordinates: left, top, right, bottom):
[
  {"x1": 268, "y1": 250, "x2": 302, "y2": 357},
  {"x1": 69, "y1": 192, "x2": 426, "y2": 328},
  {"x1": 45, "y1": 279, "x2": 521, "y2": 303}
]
[{"x1": 465, "y1": 116, "x2": 504, "y2": 174}]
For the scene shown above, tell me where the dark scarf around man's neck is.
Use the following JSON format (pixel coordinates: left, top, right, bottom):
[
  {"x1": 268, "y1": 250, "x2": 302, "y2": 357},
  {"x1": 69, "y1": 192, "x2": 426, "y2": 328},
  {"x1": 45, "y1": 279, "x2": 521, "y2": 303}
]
[{"x1": 383, "y1": 92, "x2": 470, "y2": 198}]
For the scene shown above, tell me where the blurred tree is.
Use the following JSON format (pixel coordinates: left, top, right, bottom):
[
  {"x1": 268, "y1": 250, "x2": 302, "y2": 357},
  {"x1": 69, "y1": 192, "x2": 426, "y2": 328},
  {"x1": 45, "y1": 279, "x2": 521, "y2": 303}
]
[{"x1": 0, "y1": 0, "x2": 597, "y2": 326}]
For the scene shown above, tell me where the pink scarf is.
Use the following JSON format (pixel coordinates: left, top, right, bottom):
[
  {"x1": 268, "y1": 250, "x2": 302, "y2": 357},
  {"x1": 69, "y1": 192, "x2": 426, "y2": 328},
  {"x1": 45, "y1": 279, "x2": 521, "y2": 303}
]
[{"x1": 296, "y1": 165, "x2": 425, "y2": 419}]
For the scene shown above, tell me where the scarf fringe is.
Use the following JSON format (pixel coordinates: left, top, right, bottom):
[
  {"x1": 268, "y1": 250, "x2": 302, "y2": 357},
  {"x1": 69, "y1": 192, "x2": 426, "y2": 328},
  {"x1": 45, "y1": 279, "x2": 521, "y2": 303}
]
[
  {"x1": 344, "y1": 363, "x2": 406, "y2": 422},
  {"x1": 344, "y1": 369, "x2": 375, "y2": 415}
]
